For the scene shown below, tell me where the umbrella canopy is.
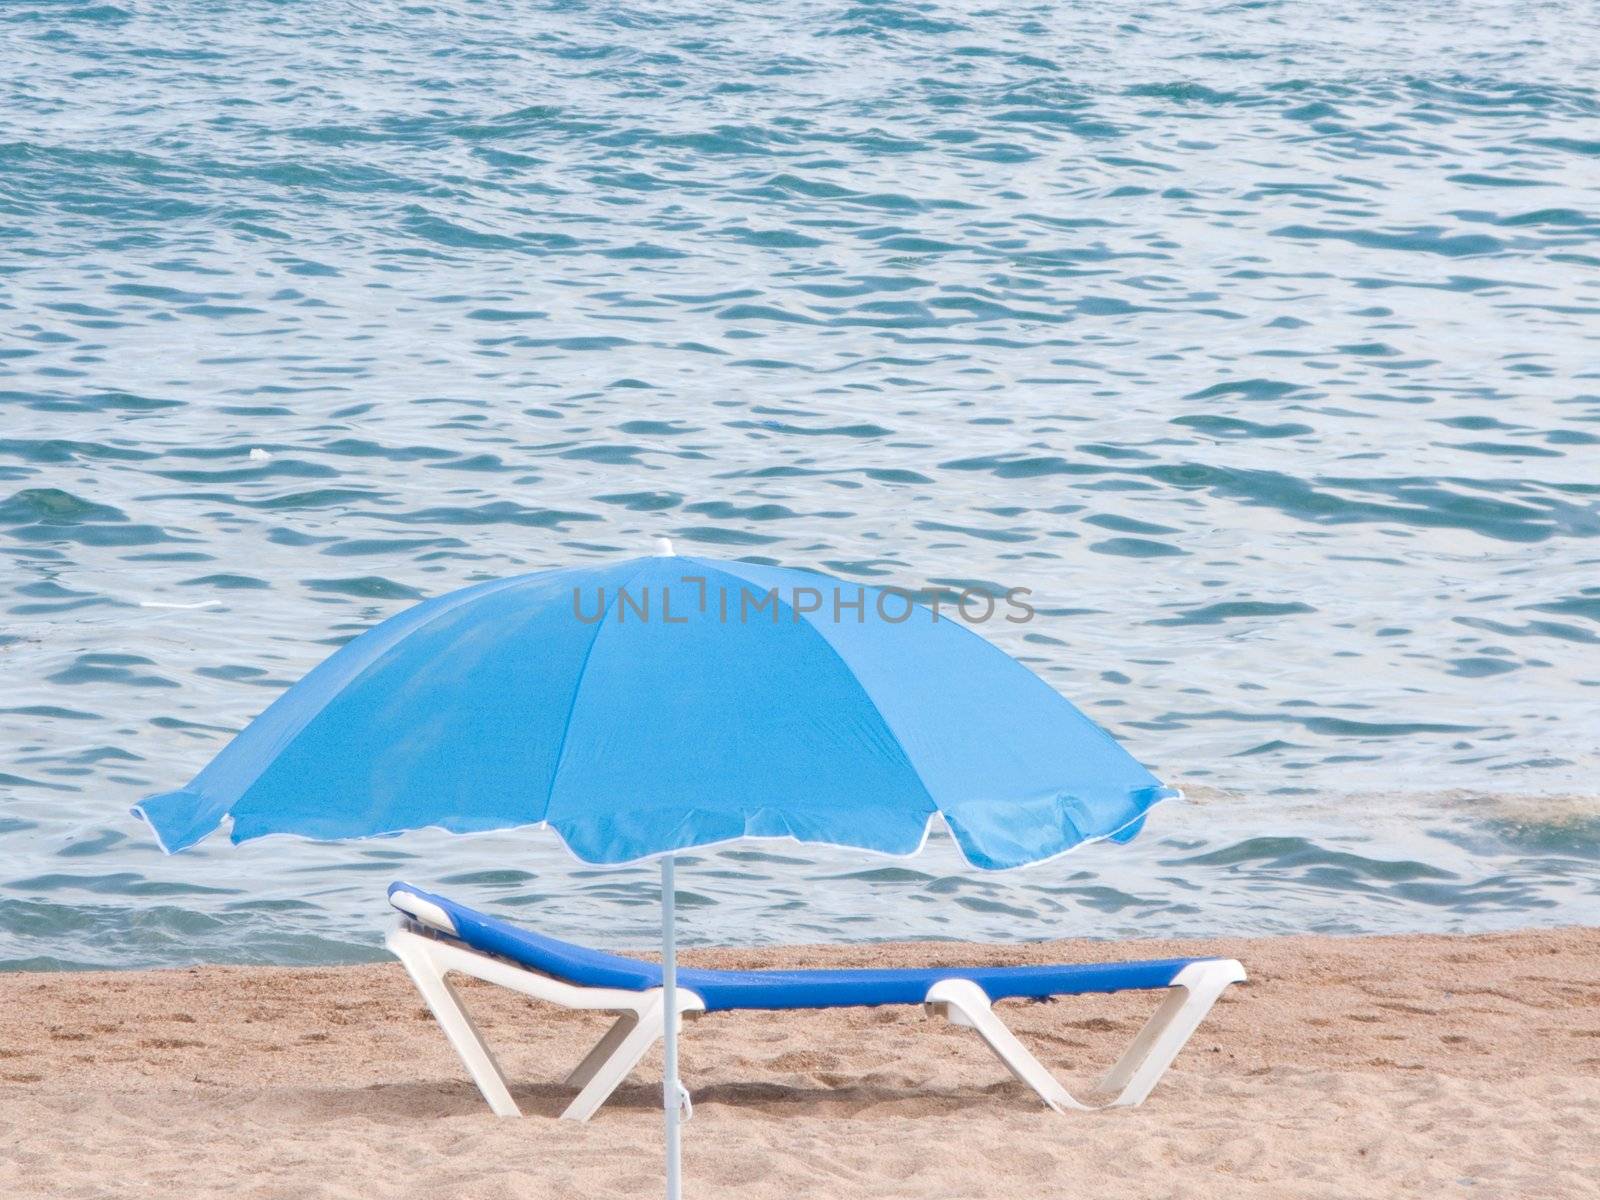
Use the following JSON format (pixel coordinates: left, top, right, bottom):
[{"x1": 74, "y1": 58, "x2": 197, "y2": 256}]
[{"x1": 136, "y1": 549, "x2": 1174, "y2": 866}]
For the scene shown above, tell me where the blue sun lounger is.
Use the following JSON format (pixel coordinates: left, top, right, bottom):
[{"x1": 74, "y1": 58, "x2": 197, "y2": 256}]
[{"x1": 386, "y1": 882, "x2": 1245, "y2": 1121}]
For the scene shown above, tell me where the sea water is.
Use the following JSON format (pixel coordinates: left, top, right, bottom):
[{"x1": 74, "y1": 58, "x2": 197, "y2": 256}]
[{"x1": 1, "y1": 1, "x2": 1596, "y2": 968}]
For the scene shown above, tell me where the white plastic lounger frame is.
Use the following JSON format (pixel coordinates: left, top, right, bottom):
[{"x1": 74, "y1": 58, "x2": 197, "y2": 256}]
[
  {"x1": 922, "y1": 959, "x2": 1245, "y2": 1111},
  {"x1": 387, "y1": 904, "x2": 1244, "y2": 1120},
  {"x1": 386, "y1": 919, "x2": 705, "y2": 1122}
]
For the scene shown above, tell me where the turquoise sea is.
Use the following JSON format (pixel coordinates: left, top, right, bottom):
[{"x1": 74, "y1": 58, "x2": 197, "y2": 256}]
[{"x1": 1, "y1": 2, "x2": 1597, "y2": 969}]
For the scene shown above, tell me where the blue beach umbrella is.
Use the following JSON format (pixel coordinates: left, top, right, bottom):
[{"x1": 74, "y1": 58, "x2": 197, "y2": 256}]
[{"x1": 135, "y1": 541, "x2": 1175, "y2": 1199}]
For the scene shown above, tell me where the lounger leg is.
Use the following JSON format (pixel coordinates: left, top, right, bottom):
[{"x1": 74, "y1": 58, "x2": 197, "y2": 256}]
[
  {"x1": 925, "y1": 960, "x2": 1245, "y2": 1113},
  {"x1": 1094, "y1": 960, "x2": 1245, "y2": 1107},
  {"x1": 561, "y1": 999, "x2": 666, "y2": 1123},
  {"x1": 388, "y1": 930, "x2": 522, "y2": 1118},
  {"x1": 565, "y1": 1013, "x2": 640, "y2": 1088},
  {"x1": 925, "y1": 979, "x2": 1091, "y2": 1113}
]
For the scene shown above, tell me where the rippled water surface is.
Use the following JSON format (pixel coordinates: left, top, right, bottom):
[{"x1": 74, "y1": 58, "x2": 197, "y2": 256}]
[{"x1": 2, "y1": 1, "x2": 1597, "y2": 968}]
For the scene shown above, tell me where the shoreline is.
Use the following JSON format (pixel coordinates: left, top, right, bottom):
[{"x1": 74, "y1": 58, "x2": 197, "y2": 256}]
[{"x1": 3, "y1": 927, "x2": 1596, "y2": 1197}]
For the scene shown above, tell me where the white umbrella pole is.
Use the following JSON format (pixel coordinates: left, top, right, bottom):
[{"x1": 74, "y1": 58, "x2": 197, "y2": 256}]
[{"x1": 661, "y1": 854, "x2": 683, "y2": 1200}]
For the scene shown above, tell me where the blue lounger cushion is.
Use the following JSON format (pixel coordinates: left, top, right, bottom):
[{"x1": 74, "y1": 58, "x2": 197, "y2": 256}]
[{"x1": 390, "y1": 882, "x2": 1216, "y2": 1014}]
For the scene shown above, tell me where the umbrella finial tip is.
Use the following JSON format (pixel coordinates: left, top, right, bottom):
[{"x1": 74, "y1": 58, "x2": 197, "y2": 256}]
[{"x1": 654, "y1": 537, "x2": 675, "y2": 557}]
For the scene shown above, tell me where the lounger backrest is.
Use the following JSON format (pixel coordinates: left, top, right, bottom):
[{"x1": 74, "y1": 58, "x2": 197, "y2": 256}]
[{"x1": 389, "y1": 882, "x2": 663, "y2": 992}]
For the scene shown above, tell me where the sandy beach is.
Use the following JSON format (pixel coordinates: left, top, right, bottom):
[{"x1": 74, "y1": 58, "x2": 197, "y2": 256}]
[{"x1": 0, "y1": 927, "x2": 1595, "y2": 1199}]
